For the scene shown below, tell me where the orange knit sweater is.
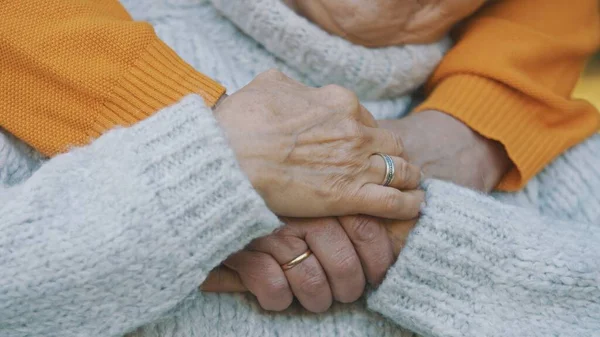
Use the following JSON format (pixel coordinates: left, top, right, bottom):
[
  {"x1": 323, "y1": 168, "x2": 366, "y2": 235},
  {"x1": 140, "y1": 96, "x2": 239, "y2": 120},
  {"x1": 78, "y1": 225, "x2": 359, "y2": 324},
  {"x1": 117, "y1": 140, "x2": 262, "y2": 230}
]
[
  {"x1": 0, "y1": 0, "x2": 225, "y2": 156},
  {"x1": 1, "y1": 0, "x2": 598, "y2": 190},
  {"x1": 415, "y1": 0, "x2": 600, "y2": 190}
]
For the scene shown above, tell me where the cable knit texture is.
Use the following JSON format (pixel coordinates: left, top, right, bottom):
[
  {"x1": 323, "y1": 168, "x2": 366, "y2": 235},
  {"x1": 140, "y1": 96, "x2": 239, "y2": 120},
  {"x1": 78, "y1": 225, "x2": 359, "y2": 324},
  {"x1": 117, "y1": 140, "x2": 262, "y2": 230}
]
[
  {"x1": 2, "y1": 102, "x2": 600, "y2": 337},
  {"x1": 130, "y1": 0, "x2": 433, "y2": 120},
  {"x1": 2, "y1": 1, "x2": 600, "y2": 336},
  {"x1": 209, "y1": 0, "x2": 450, "y2": 100}
]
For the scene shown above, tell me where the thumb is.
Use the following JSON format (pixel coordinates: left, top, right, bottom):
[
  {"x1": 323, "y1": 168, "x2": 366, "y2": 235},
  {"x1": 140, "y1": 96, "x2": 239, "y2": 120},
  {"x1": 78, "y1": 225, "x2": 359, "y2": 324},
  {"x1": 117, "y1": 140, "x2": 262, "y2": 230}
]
[{"x1": 200, "y1": 266, "x2": 248, "y2": 292}]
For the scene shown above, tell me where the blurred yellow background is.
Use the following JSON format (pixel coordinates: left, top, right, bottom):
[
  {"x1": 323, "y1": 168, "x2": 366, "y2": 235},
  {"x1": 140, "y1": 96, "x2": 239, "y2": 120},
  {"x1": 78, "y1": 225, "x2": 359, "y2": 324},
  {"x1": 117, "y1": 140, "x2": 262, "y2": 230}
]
[{"x1": 574, "y1": 55, "x2": 600, "y2": 109}]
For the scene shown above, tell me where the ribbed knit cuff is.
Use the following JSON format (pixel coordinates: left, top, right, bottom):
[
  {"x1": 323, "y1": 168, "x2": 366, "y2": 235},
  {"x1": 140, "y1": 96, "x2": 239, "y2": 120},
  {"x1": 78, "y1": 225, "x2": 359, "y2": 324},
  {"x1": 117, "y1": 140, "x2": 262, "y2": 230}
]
[
  {"x1": 414, "y1": 74, "x2": 600, "y2": 191},
  {"x1": 91, "y1": 38, "x2": 226, "y2": 138},
  {"x1": 368, "y1": 179, "x2": 600, "y2": 337},
  {"x1": 114, "y1": 94, "x2": 281, "y2": 273},
  {"x1": 92, "y1": 95, "x2": 282, "y2": 334}
]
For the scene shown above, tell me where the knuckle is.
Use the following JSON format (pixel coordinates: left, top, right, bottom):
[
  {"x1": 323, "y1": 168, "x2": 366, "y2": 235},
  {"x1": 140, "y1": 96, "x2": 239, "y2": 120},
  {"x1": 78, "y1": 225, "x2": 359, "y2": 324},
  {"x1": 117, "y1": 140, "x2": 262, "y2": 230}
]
[
  {"x1": 272, "y1": 224, "x2": 295, "y2": 236},
  {"x1": 264, "y1": 275, "x2": 290, "y2": 299},
  {"x1": 240, "y1": 254, "x2": 293, "y2": 311},
  {"x1": 348, "y1": 215, "x2": 379, "y2": 243},
  {"x1": 321, "y1": 84, "x2": 352, "y2": 97},
  {"x1": 323, "y1": 172, "x2": 351, "y2": 195},
  {"x1": 298, "y1": 269, "x2": 328, "y2": 297},
  {"x1": 331, "y1": 249, "x2": 362, "y2": 279},
  {"x1": 276, "y1": 235, "x2": 308, "y2": 257},
  {"x1": 321, "y1": 84, "x2": 358, "y2": 107},
  {"x1": 259, "y1": 68, "x2": 286, "y2": 81},
  {"x1": 340, "y1": 291, "x2": 363, "y2": 304},
  {"x1": 258, "y1": 265, "x2": 292, "y2": 310},
  {"x1": 396, "y1": 160, "x2": 410, "y2": 183},
  {"x1": 249, "y1": 255, "x2": 284, "y2": 289},
  {"x1": 336, "y1": 283, "x2": 364, "y2": 304},
  {"x1": 394, "y1": 135, "x2": 405, "y2": 156},
  {"x1": 382, "y1": 129, "x2": 404, "y2": 156},
  {"x1": 382, "y1": 191, "x2": 402, "y2": 213},
  {"x1": 299, "y1": 275, "x2": 328, "y2": 298},
  {"x1": 339, "y1": 120, "x2": 367, "y2": 143},
  {"x1": 261, "y1": 280, "x2": 293, "y2": 311}
]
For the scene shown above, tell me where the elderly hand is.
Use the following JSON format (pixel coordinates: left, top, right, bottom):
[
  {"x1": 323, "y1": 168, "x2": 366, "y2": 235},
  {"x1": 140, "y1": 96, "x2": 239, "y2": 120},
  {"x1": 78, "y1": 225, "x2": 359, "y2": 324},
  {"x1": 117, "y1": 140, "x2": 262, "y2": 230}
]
[
  {"x1": 201, "y1": 215, "x2": 399, "y2": 312},
  {"x1": 201, "y1": 108, "x2": 509, "y2": 312},
  {"x1": 285, "y1": 0, "x2": 485, "y2": 47},
  {"x1": 216, "y1": 69, "x2": 424, "y2": 219},
  {"x1": 379, "y1": 110, "x2": 511, "y2": 192}
]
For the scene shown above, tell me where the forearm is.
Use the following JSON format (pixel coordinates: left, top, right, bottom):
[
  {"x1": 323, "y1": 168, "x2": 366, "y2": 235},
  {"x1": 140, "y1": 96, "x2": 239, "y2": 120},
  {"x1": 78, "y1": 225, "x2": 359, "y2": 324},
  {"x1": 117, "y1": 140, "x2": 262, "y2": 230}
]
[
  {"x1": 369, "y1": 177, "x2": 600, "y2": 337},
  {"x1": 0, "y1": 96, "x2": 279, "y2": 337},
  {"x1": 0, "y1": 0, "x2": 225, "y2": 156},
  {"x1": 415, "y1": 0, "x2": 600, "y2": 191}
]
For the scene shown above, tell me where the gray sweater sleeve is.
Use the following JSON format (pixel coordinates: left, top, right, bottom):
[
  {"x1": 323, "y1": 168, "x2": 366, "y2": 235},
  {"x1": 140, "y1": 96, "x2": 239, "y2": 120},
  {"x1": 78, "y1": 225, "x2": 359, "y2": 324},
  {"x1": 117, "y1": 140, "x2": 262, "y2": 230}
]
[
  {"x1": 368, "y1": 179, "x2": 600, "y2": 337},
  {"x1": 0, "y1": 95, "x2": 281, "y2": 337}
]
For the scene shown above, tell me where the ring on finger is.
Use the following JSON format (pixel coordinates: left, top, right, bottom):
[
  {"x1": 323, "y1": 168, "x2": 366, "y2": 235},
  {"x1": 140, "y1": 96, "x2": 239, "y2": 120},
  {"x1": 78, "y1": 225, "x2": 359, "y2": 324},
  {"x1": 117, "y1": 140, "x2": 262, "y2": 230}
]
[
  {"x1": 375, "y1": 153, "x2": 395, "y2": 187},
  {"x1": 281, "y1": 250, "x2": 312, "y2": 271}
]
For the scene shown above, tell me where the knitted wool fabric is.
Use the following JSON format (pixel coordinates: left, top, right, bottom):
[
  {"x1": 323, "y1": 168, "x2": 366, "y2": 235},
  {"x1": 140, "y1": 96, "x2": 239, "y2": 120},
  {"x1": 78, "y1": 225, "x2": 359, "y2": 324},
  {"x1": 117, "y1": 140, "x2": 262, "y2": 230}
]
[
  {"x1": 209, "y1": 0, "x2": 450, "y2": 100},
  {"x1": 129, "y1": 0, "x2": 448, "y2": 120},
  {"x1": 1, "y1": 98, "x2": 599, "y2": 337},
  {"x1": 1, "y1": 1, "x2": 599, "y2": 336}
]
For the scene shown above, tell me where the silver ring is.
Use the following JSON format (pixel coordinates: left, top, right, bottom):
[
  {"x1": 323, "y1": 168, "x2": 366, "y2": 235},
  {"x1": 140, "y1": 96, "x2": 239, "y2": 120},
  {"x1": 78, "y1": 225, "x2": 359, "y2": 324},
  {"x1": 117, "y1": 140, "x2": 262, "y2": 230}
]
[{"x1": 375, "y1": 153, "x2": 395, "y2": 187}]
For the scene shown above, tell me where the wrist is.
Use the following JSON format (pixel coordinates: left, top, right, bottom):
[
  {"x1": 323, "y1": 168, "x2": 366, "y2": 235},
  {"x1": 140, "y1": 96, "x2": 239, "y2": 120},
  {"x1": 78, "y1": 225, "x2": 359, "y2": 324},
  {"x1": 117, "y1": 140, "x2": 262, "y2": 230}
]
[
  {"x1": 380, "y1": 110, "x2": 511, "y2": 192},
  {"x1": 213, "y1": 94, "x2": 268, "y2": 198},
  {"x1": 473, "y1": 129, "x2": 512, "y2": 191}
]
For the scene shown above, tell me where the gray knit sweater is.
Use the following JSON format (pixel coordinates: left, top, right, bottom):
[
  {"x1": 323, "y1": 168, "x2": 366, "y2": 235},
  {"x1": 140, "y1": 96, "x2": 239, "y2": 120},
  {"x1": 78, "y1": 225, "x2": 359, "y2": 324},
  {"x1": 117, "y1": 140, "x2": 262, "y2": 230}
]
[
  {"x1": 1, "y1": 95, "x2": 599, "y2": 337},
  {"x1": 2, "y1": 0, "x2": 600, "y2": 336}
]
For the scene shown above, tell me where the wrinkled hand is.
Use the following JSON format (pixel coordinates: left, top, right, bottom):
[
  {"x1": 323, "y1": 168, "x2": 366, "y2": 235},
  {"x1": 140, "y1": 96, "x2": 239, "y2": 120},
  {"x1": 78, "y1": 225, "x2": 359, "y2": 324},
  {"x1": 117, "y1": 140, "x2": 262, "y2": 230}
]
[
  {"x1": 379, "y1": 110, "x2": 511, "y2": 192},
  {"x1": 216, "y1": 69, "x2": 424, "y2": 219},
  {"x1": 201, "y1": 109, "x2": 509, "y2": 312},
  {"x1": 202, "y1": 215, "x2": 401, "y2": 312},
  {"x1": 284, "y1": 0, "x2": 485, "y2": 47}
]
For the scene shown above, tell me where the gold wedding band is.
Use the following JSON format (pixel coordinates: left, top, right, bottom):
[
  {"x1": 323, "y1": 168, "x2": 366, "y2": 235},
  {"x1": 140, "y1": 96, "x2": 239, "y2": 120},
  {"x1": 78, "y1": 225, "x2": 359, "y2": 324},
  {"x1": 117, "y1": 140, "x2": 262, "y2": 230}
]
[
  {"x1": 375, "y1": 153, "x2": 395, "y2": 187},
  {"x1": 281, "y1": 250, "x2": 312, "y2": 271}
]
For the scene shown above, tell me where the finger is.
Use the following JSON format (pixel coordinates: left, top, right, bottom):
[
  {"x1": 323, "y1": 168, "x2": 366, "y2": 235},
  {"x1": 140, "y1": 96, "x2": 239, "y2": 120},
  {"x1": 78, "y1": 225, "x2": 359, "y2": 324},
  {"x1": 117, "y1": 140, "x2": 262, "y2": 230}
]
[
  {"x1": 364, "y1": 154, "x2": 421, "y2": 190},
  {"x1": 223, "y1": 251, "x2": 293, "y2": 311},
  {"x1": 247, "y1": 231, "x2": 309, "y2": 264},
  {"x1": 338, "y1": 215, "x2": 395, "y2": 285},
  {"x1": 248, "y1": 229, "x2": 333, "y2": 313},
  {"x1": 365, "y1": 127, "x2": 405, "y2": 158},
  {"x1": 201, "y1": 266, "x2": 247, "y2": 293},
  {"x1": 352, "y1": 185, "x2": 425, "y2": 219},
  {"x1": 285, "y1": 253, "x2": 333, "y2": 313},
  {"x1": 298, "y1": 218, "x2": 366, "y2": 303}
]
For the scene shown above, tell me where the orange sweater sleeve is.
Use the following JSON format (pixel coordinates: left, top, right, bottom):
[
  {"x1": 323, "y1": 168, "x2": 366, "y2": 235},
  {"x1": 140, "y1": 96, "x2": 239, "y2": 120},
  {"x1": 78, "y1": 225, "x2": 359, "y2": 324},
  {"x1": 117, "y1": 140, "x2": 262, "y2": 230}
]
[
  {"x1": 414, "y1": 0, "x2": 600, "y2": 191},
  {"x1": 0, "y1": 0, "x2": 225, "y2": 156}
]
